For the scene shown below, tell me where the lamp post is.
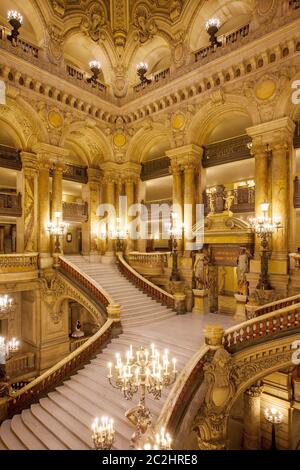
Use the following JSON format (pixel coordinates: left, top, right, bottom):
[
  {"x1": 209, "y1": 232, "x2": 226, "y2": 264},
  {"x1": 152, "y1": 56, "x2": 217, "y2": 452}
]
[
  {"x1": 136, "y1": 62, "x2": 152, "y2": 85},
  {"x1": 168, "y1": 212, "x2": 184, "y2": 282},
  {"x1": 110, "y1": 218, "x2": 128, "y2": 253},
  {"x1": 7, "y1": 10, "x2": 23, "y2": 43},
  {"x1": 92, "y1": 416, "x2": 115, "y2": 450},
  {"x1": 205, "y1": 18, "x2": 221, "y2": 48},
  {"x1": 249, "y1": 203, "x2": 282, "y2": 290},
  {"x1": 264, "y1": 407, "x2": 283, "y2": 450},
  {"x1": 47, "y1": 212, "x2": 68, "y2": 266},
  {"x1": 88, "y1": 60, "x2": 101, "y2": 86},
  {"x1": 107, "y1": 344, "x2": 177, "y2": 447}
]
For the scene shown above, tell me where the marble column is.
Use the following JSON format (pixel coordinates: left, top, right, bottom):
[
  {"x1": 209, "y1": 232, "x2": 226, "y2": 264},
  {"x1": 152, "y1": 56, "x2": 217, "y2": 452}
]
[
  {"x1": 105, "y1": 174, "x2": 116, "y2": 256},
  {"x1": 125, "y1": 177, "x2": 135, "y2": 253},
  {"x1": 270, "y1": 124, "x2": 294, "y2": 261},
  {"x1": 82, "y1": 168, "x2": 101, "y2": 258},
  {"x1": 17, "y1": 152, "x2": 38, "y2": 253},
  {"x1": 51, "y1": 161, "x2": 63, "y2": 217},
  {"x1": 243, "y1": 384, "x2": 263, "y2": 450},
  {"x1": 183, "y1": 162, "x2": 197, "y2": 251},
  {"x1": 252, "y1": 141, "x2": 269, "y2": 257},
  {"x1": 38, "y1": 158, "x2": 52, "y2": 268},
  {"x1": 171, "y1": 162, "x2": 183, "y2": 252}
]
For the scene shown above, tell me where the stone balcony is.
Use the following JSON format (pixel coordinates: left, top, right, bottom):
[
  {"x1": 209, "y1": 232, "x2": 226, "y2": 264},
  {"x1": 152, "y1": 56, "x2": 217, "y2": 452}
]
[
  {"x1": 62, "y1": 202, "x2": 88, "y2": 223},
  {"x1": 0, "y1": 253, "x2": 39, "y2": 282},
  {"x1": 0, "y1": 192, "x2": 22, "y2": 218}
]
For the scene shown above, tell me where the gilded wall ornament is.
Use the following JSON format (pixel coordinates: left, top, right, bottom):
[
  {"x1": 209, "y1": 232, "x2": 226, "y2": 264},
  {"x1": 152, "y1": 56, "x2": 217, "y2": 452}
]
[
  {"x1": 133, "y1": 5, "x2": 157, "y2": 44},
  {"x1": 46, "y1": 25, "x2": 64, "y2": 65},
  {"x1": 80, "y1": 2, "x2": 107, "y2": 42}
]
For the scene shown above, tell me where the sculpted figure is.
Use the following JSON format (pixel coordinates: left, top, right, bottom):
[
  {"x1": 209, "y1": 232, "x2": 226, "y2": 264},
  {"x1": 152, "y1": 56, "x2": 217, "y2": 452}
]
[
  {"x1": 236, "y1": 248, "x2": 251, "y2": 295},
  {"x1": 223, "y1": 190, "x2": 235, "y2": 212},
  {"x1": 194, "y1": 247, "x2": 211, "y2": 290}
]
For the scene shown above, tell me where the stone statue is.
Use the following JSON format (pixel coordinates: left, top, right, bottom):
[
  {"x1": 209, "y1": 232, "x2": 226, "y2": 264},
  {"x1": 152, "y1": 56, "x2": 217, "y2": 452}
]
[
  {"x1": 208, "y1": 193, "x2": 215, "y2": 214},
  {"x1": 223, "y1": 190, "x2": 235, "y2": 212},
  {"x1": 236, "y1": 248, "x2": 251, "y2": 295},
  {"x1": 194, "y1": 248, "x2": 211, "y2": 290},
  {"x1": 71, "y1": 320, "x2": 85, "y2": 338}
]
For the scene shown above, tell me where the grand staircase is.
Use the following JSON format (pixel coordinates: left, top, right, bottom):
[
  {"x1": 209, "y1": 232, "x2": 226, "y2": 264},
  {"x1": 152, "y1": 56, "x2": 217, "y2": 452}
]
[{"x1": 0, "y1": 255, "x2": 233, "y2": 450}]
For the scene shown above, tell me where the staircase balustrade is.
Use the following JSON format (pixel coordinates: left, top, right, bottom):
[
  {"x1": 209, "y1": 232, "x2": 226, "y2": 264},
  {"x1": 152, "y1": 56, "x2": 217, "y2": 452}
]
[
  {"x1": 117, "y1": 253, "x2": 175, "y2": 309},
  {"x1": 59, "y1": 256, "x2": 114, "y2": 309},
  {"x1": 6, "y1": 319, "x2": 117, "y2": 418},
  {"x1": 246, "y1": 294, "x2": 300, "y2": 319},
  {"x1": 127, "y1": 252, "x2": 169, "y2": 267},
  {"x1": 0, "y1": 253, "x2": 38, "y2": 273}
]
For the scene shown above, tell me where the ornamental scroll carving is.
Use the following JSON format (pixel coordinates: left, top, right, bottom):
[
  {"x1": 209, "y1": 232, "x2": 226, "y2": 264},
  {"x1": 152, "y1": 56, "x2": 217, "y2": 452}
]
[
  {"x1": 46, "y1": 25, "x2": 64, "y2": 65},
  {"x1": 80, "y1": 2, "x2": 107, "y2": 42},
  {"x1": 133, "y1": 5, "x2": 157, "y2": 44},
  {"x1": 40, "y1": 274, "x2": 105, "y2": 327}
]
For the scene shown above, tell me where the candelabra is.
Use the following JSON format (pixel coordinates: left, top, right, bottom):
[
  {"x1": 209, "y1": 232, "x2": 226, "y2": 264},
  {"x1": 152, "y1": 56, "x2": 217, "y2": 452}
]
[
  {"x1": 264, "y1": 407, "x2": 283, "y2": 450},
  {"x1": 137, "y1": 62, "x2": 152, "y2": 85},
  {"x1": 92, "y1": 416, "x2": 115, "y2": 450},
  {"x1": 167, "y1": 212, "x2": 184, "y2": 282},
  {"x1": 7, "y1": 10, "x2": 23, "y2": 43},
  {"x1": 87, "y1": 60, "x2": 101, "y2": 85},
  {"x1": 0, "y1": 336, "x2": 20, "y2": 366},
  {"x1": 47, "y1": 212, "x2": 68, "y2": 264},
  {"x1": 249, "y1": 203, "x2": 282, "y2": 290},
  {"x1": 0, "y1": 295, "x2": 15, "y2": 320},
  {"x1": 205, "y1": 17, "x2": 221, "y2": 48},
  {"x1": 138, "y1": 428, "x2": 172, "y2": 450},
  {"x1": 107, "y1": 344, "x2": 177, "y2": 446},
  {"x1": 110, "y1": 218, "x2": 129, "y2": 253}
]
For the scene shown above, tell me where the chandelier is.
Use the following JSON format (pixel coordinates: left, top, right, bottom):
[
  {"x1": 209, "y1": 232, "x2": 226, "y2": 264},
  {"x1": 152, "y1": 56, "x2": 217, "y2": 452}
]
[
  {"x1": 0, "y1": 295, "x2": 15, "y2": 319},
  {"x1": 47, "y1": 212, "x2": 68, "y2": 255},
  {"x1": 107, "y1": 344, "x2": 177, "y2": 447},
  {"x1": 7, "y1": 10, "x2": 23, "y2": 43},
  {"x1": 92, "y1": 416, "x2": 115, "y2": 450},
  {"x1": 138, "y1": 428, "x2": 172, "y2": 450},
  {"x1": 264, "y1": 407, "x2": 283, "y2": 450},
  {"x1": 0, "y1": 336, "x2": 20, "y2": 363}
]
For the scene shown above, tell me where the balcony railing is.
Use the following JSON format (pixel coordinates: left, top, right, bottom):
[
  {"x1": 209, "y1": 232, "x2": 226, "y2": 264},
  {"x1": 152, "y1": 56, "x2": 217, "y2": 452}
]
[
  {"x1": 289, "y1": 0, "x2": 300, "y2": 10},
  {"x1": 203, "y1": 187, "x2": 255, "y2": 215},
  {"x1": 0, "y1": 192, "x2": 22, "y2": 217},
  {"x1": 0, "y1": 26, "x2": 39, "y2": 58},
  {"x1": 0, "y1": 145, "x2": 22, "y2": 171},
  {"x1": 0, "y1": 253, "x2": 38, "y2": 273},
  {"x1": 63, "y1": 201, "x2": 88, "y2": 223},
  {"x1": 195, "y1": 24, "x2": 250, "y2": 63},
  {"x1": 66, "y1": 64, "x2": 107, "y2": 94},
  {"x1": 133, "y1": 68, "x2": 171, "y2": 94},
  {"x1": 6, "y1": 352, "x2": 35, "y2": 379},
  {"x1": 294, "y1": 176, "x2": 300, "y2": 208}
]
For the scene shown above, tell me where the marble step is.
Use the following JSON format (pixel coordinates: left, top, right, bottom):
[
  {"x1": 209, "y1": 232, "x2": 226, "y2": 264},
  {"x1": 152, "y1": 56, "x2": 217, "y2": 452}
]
[
  {"x1": 21, "y1": 409, "x2": 68, "y2": 450},
  {"x1": 0, "y1": 420, "x2": 26, "y2": 450},
  {"x1": 11, "y1": 414, "x2": 47, "y2": 450}
]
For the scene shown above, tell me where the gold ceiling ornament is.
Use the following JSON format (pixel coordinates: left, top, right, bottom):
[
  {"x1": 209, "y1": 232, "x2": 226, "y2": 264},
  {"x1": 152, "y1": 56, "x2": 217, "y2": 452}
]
[
  {"x1": 48, "y1": 110, "x2": 64, "y2": 129},
  {"x1": 113, "y1": 133, "x2": 127, "y2": 148},
  {"x1": 171, "y1": 113, "x2": 186, "y2": 130},
  {"x1": 255, "y1": 79, "x2": 277, "y2": 101}
]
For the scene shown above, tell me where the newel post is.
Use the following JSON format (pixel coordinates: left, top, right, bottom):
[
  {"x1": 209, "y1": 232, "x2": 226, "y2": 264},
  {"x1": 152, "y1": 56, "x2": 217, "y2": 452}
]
[{"x1": 193, "y1": 324, "x2": 236, "y2": 450}]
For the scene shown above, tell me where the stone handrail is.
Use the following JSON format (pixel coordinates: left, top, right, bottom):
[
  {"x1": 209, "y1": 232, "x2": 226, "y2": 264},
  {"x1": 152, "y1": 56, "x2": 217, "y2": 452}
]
[
  {"x1": 0, "y1": 253, "x2": 38, "y2": 273},
  {"x1": 127, "y1": 252, "x2": 170, "y2": 267},
  {"x1": 223, "y1": 302, "x2": 300, "y2": 352},
  {"x1": 157, "y1": 345, "x2": 209, "y2": 433},
  {"x1": 6, "y1": 319, "x2": 116, "y2": 418},
  {"x1": 117, "y1": 253, "x2": 175, "y2": 309},
  {"x1": 247, "y1": 293, "x2": 300, "y2": 319},
  {"x1": 58, "y1": 256, "x2": 115, "y2": 310}
]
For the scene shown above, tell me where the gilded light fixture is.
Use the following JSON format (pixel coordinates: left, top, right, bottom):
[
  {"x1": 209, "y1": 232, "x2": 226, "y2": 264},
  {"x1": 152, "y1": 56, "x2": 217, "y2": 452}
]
[
  {"x1": 7, "y1": 10, "x2": 23, "y2": 43},
  {"x1": 205, "y1": 17, "x2": 221, "y2": 48},
  {"x1": 0, "y1": 295, "x2": 15, "y2": 320},
  {"x1": 249, "y1": 203, "x2": 282, "y2": 290},
  {"x1": 92, "y1": 416, "x2": 115, "y2": 450},
  {"x1": 47, "y1": 212, "x2": 68, "y2": 264},
  {"x1": 87, "y1": 60, "x2": 101, "y2": 85},
  {"x1": 264, "y1": 407, "x2": 283, "y2": 450},
  {"x1": 136, "y1": 62, "x2": 152, "y2": 85}
]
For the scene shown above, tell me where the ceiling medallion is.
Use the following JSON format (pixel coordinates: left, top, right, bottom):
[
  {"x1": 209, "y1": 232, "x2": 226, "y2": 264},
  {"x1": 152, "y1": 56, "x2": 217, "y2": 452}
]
[
  {"x1": 48, "y1": 110, "x2": 64, "y2": 129},
  {"x1": 171, "y1": 113, "x2": 186, "y2": 130},
  {"x1": 255, "y1": 80, "x2": 276, "y2": 101},
  {"x1": 113, "y1": 133, "x2": 127, "y2": 148}
]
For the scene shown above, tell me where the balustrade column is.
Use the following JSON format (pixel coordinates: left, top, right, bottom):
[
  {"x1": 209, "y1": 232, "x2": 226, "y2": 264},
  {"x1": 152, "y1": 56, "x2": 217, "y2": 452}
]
[
  {"x1": 183, "y1": 162, "x2": 197, "y2": 251},
  {"x1": 125, "y1": 177, "x2": 135, "y2": 253},
  {"x1": 243, "y1": 384, "x2": 263, "y2": 450},
  {"x1": 17, "y1": 152, "x2": 38, "y2": 253}
]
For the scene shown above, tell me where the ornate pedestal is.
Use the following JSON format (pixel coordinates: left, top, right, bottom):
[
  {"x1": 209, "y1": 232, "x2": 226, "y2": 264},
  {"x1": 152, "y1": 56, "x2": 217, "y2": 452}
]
[
  {"x1": 174, "y1": 293, "x2": 186, "y2": 315},
  {"x1": 192, "y1": 289, "x2": 209, "y2": 315},
  {"x1": 234, "y1": 294, "x2": 247, "y2": 322}
]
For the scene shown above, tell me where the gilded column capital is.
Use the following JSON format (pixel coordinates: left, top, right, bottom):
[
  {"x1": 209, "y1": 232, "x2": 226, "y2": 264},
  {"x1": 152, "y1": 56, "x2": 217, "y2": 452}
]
[
  {"x1": 21, "y1": 152, "x2": 38, "y2": 175},
  {"x1": 87, "y1": 168, "x2": 102, "y2": 184},
  {"x1": 38, "y1": 157, "x2": 51, "y2": 172},
  {"x1": 245, "y1": 383, "x2": 263, "y2": 398}
]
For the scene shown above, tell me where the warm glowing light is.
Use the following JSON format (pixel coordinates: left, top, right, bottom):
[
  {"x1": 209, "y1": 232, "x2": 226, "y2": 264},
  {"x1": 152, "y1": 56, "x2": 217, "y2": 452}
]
[
  {"x1": 265, "y1": 407, "x2": 283, "y2": 424},
  {"x1": 260, "y1": 202, "x2": 269, "y2": 213},
  {"x1": 7, "y1": 10, "x2": 23, "y2": 24},
  {"x1": 89, "y1": 60, "x2": 101, "y2": 71},
  {"x1": 205, "y1": 17, "x2": 221, "y2": 31},
  {"x1": 136, "y1": 61, "x2": 148, "y2": 72},
  {"x1": 92, "y1": 416, "x2": 115, "y2": 450}
]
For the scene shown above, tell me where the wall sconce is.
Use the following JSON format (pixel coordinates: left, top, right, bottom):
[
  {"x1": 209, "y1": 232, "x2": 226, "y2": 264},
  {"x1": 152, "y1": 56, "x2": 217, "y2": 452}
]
[
  {"x1": 88, "y1": 61, "x2": 101, "y2": 85},
  {"x1": 7, "y1": 10, "x2": 23, "y2": 43},
  {"x1": 205, "y1": 17, "x2": 221, "y2": 48},
  {"x1": 136, "y1": 62, "x2": 152, "y2": 85}
]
